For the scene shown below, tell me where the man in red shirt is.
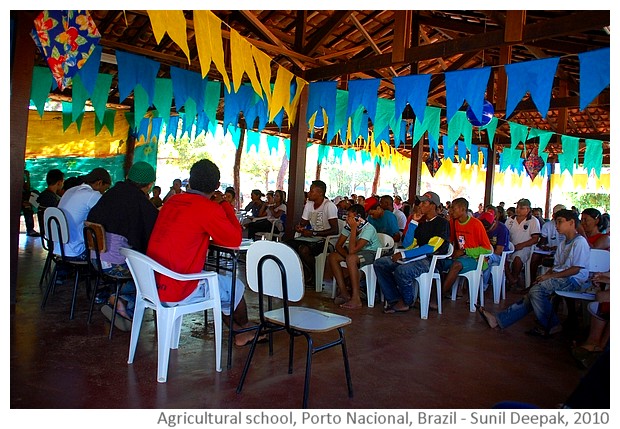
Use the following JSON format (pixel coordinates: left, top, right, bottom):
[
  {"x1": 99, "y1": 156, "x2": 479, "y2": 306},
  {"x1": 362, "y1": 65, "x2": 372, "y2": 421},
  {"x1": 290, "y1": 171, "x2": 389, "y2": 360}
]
[
  {"x1": 147, "y1": 159, "x2": 255, "y2": 346},
  {"x1": 440, "y1": 197, "x2": 493, "y2": 299}
]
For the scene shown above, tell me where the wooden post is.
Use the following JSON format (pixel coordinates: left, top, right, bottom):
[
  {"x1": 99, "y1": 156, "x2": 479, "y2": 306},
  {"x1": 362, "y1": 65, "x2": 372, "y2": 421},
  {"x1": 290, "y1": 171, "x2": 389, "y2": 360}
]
[
  {"x1": 285, "y1": 85, "x2": 309, "y2": 240},
  {"x1": 10, "y1": 11, "x2": 37, "y2": 305}
]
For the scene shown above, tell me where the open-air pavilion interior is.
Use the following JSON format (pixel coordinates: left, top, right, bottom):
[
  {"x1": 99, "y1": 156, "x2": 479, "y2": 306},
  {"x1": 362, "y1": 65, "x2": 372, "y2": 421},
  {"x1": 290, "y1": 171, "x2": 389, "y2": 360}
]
[{"x1": 10, "y1": 9, "x2": 611, "y2": 413}]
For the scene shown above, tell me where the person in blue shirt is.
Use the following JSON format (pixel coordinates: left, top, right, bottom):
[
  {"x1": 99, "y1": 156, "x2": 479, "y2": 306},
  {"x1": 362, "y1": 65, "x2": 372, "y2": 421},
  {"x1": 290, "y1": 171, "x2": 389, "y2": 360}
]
[
  {"x1": 367, "y1": 200, "x2": 401, "y2": 243},
  {"x1": 327, "y1": 204, "x2": 380, "y2": 309},
  {"x1": 374, "y1": 191, "x2": 450, "y2": 314}
]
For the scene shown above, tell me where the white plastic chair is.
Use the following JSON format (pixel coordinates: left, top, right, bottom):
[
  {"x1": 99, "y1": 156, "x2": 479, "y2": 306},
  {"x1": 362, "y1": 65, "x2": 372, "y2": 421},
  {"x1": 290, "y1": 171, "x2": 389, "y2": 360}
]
[
  {"x1": 334, "y1": 233, "x2": 395, "y2": 308},
  {"x1": 413, "y1": 244, "x2": 454, "y2": 319},
  {"x1": 237, "y1": 240, "x2": 353, "y2": 408},
  {"x1": 523, "y1": 246, "x2": 535, "y2": 289},
  {"x1": 451, "y1": 250, "x2": 492, "y2": 312},
  {"x1": 120, "y1": 247, "x2": 222, "y2": 383},
  {"x1": 556, "y1": 249, "x2": 610, "y2": 301},
  {"x1": 488, "y1": 241, "x2": 515, "y2": 304},
  {"x1": 307, "y1": 219, "x2": 344, "y2": 292}
]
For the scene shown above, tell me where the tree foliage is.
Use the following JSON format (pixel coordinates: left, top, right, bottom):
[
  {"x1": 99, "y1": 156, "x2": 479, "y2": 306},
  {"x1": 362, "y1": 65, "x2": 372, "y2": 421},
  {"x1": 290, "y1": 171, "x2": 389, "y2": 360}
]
[{"x1": 566, "y1": 192, "x2": 610, "y2": 213}]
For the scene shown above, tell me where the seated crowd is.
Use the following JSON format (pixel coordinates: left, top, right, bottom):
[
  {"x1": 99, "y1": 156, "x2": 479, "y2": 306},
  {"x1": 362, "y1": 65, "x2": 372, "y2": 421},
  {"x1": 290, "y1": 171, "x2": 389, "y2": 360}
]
[{"x1": 33, "y1": 161, "x2": 609, "y2": 372}]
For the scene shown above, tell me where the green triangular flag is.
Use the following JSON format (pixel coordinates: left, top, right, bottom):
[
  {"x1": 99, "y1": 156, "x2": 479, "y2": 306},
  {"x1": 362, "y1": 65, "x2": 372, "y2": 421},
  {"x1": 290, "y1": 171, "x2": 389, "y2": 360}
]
[
  {"x1": 71, "y1": 74, "x2": 89, "y2": 122},
  {"x1": 92, "y1": 73, "x2": 113, "y2": 123},
  {"x1": 31, "y1": 66, "x2": 53, "y2": 117}
]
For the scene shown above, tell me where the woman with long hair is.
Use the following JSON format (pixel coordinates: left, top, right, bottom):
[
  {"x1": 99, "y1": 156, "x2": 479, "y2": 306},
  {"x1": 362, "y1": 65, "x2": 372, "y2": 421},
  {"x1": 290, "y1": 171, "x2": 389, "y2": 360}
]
[{"x1": 580, "y1": 208, "x2": 610, "y2": 250}]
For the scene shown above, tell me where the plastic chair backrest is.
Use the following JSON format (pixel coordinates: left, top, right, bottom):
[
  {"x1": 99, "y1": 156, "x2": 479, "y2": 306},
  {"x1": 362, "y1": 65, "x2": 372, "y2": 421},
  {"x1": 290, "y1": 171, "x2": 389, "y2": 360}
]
[
  {"x1": 246, "y1": 240, "x2": 305, "y2": 302},
  {"x1": 120, "y1": 248, "x2": 166, "y2": 308},
  {"x1": 588, "y1": 249, "x2": 610, "y2": 273},
  {"x1": 375, "y1": 233, "x2": 395, "y2": 257},
  {"x1": 430, "y1": 243, "x2": 454, "y2": 272},
  {"x1": 44, "y1": 207, "x2": 69, "y2": 245}
]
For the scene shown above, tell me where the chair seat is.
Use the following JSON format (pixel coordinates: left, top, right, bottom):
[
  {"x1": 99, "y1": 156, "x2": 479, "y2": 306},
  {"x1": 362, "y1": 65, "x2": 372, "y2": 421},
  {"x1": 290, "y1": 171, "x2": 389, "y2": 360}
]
[
  {"x1": 555, "y1": 290, "x2": 596, "y2": 301},
  {"x1": 265, "y1": 307, "x2": 351, "y2": 332}
]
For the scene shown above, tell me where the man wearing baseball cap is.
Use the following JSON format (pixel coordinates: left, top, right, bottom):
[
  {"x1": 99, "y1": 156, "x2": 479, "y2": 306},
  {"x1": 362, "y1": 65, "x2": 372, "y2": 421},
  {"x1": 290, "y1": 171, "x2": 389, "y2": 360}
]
[
  {"x1": 373, "y1": 190, "x2": 450, "y2": 314},
  {"x1": 504, "y1": 198, "x2": 541, "y2": 289},
  {"x1": 87, "y1": 161, "x2": 159, "y2": 330},
  {"x1": 58, "y1": 167, "x2": 112, "y2": 260}
]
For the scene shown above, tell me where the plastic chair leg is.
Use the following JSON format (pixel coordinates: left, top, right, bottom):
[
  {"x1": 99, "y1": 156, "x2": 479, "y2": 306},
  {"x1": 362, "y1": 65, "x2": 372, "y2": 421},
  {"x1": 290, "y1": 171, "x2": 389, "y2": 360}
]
[
  {"x1": 212, "y1": 308, "x2": 222, "y2": 372},
  {"x1": 363, "y1": 266, "x2": 376, "y2": 308},
  {"x1": 435, "y1": 277, "x2": 443, "y2": 314},
  {"x1": 315, "y1": 254, "x2": 326, "y2": 292},
  {"x1": 418, "y1": 275, "x2": 432, "y2": 319},
  {"x1": 156, "y1": 311, "x2": 174, "y2": 383},
  {"x1": 127, "y1": 300, "x2": 146, "y2": 364}
]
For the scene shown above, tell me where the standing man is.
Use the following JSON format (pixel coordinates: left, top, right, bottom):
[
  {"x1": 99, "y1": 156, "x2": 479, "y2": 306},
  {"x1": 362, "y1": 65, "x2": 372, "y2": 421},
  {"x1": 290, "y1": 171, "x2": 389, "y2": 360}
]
[
  {"x1": 87, "y1": 162, "x2": 159, "y2": 328},
  {"x1": 22, "y1": 169, "x2": 40, "y2": 237},
  {"x1": 504, "y1": 198, "x2": 541, "y2": 289},
  {"x1": 147, "y1": 159, "x2": 256, "y2": 346},
  {"x1": 57, "y1": 167, "x2": 111, "y2": 260},
  {"x1": 287, "y1": 180, "x2": 339, "y2": 288},
  {"x1": 374, "y1": 191, "x2": 450, "y2": 314}
]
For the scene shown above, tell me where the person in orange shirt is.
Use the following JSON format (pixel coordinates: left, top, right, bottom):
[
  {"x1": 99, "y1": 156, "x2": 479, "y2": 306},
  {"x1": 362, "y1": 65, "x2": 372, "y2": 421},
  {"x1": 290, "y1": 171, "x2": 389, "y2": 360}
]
[{"x1": 439, "y1": 197, "x2": 493, "y2": 299}]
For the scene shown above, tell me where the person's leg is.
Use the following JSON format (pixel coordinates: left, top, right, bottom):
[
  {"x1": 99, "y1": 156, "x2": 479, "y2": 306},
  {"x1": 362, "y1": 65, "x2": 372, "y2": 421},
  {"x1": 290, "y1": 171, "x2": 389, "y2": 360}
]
[
  {"x1": 373, "y1": 256, "x2": 402, "y2": 305},
  {"x1": 393, "y1": 258, "x2": 431, "y2": 307},
  {"x1": 510, "y1": 256, "x2": 524, "y2": 286},
  {"x1": 441, "y1": 259, "x2": 463, "y2": 296},
  {"x1": 493, "y1": 296, "x2": 533, "y2": 329},
  {"x1": 23, "y1": 206, "x2": 37, "y2": 234},
  {"x1": 341, "y1": 253, "x2": 362, "y2": 309},
  {"x1": 529, "y1": 252, "x2": 544, "y2": 284},
  {"x1": 529, "y1": 277, "x2": 579, "y2": 331},
  {"x1": 327, "y1": 251, "x2": 349, "y2": 301},
  {"x1": 286, "y1": 240, "x2": 316, "y2": 286}
]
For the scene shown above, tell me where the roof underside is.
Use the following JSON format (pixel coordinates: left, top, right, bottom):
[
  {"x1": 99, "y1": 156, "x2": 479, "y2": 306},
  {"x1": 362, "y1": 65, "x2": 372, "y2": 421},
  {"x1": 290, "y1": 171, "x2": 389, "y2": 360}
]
[{"x1": 42, "y1": 10, "x2": 611, "y2": 163}]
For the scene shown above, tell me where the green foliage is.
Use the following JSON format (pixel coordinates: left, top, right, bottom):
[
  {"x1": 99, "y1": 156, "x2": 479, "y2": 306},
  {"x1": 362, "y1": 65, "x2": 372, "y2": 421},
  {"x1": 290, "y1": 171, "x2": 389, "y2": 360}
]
[
  {"x1": 166, "y1": 133, "x2": 214, "y2": 172},
  {"x1": 566, "y1": 192, "x2": 610, "y2": 212}
]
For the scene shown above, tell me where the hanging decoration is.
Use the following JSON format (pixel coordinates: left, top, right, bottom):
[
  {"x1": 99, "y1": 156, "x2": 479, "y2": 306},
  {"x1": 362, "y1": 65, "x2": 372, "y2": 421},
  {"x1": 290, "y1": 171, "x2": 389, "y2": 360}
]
[
  {"x1": 425, "y1": 149, "x2": 442, "y2": 177},
  {"x1": 466, "y1": 100, "x2": 494, "y2": 127},
  {"x1": 31, "y1": 10, "x2": 101, "y2": 90},
  {"x1": 523, "y1": 150, "x2": 545, "y2": 181}
]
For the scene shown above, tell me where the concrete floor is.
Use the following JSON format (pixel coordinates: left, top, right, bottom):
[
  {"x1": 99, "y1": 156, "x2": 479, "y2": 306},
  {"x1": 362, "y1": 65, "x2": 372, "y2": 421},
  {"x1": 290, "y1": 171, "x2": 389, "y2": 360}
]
[{"x1": 11, "y1": 232, "x2": 589, "y2": 409}]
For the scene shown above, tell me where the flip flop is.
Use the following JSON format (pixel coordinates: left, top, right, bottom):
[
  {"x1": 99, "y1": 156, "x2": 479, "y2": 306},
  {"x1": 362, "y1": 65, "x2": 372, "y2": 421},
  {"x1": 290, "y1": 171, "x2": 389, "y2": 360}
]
[
  {"x1": 475, "y1": 304, "x2": 498, "y2": 329},
  {"x1": 383, "y1": 305, "x2": 409, "y2": 314},
  {"x1": 333, "y1": 296, "x2": 348, "y2": 306},
  {"x1": 234, "y1": 334, "x2": 268, "y2": 348}
]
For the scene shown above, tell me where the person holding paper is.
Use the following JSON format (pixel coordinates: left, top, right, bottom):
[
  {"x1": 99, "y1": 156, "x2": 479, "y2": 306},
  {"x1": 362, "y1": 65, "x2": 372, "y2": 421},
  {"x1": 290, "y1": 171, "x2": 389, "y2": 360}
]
[{"x1": 373, "y1": 191, "x2": 450, "y2": 314}]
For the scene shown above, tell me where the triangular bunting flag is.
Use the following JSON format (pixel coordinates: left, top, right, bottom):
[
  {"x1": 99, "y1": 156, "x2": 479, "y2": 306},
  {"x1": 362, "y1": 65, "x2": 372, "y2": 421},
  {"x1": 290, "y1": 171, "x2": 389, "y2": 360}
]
[
  {"x1": 579, "y1": 48, "x2": 610, "y2": 111},
  {"x1": 115, "y1": 50, "x2": 160, "y2": 103},
  {"x1": 444, "y1": 66, "x2": 491, "y2": 122},
  {"x1": 147, "y1": 10, "x2": 191, "y2": 63},
  {"x1": 505, "y1": 57, "x2": 559, "y2": 119},
  {"x1": 230, "y1": 30, "x2": 262, "y2": 96},
  {"x1": 193, "y1": 10, "x2": 230, "y2": 92},
  {"x1": 393, "y1": 74, "x2": 431, "y2": 123}
]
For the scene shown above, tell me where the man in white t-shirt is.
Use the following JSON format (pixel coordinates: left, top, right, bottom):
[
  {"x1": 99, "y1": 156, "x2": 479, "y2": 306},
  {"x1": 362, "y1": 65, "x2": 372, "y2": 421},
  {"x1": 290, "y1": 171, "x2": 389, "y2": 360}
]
[
  {"x1": 57, "y1": 168, "x2": 111, "y2": 260},
  {"x1": 287, "y1": 180, "x2": 339, "y2": 287},
  {"x1": 504, "y1": 198, "x2": 541, "y2": 289}
]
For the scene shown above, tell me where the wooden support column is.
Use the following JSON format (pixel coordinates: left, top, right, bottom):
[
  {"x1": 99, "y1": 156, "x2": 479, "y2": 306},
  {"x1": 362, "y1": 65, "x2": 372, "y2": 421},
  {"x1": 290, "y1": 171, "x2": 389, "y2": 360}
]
[
  {"x1": 484, "y1": 141, "x2": 497, "y2": 207},
  {"x1": 407, "y1": 14, "x2": 422, "y2": 203},
  {"x1": 285, "y1": 85, "x2": 309, "y2": 240},
  {"x1": 10, "y1": 11, "x2": 37, "y2": 305},
  {"x1": 544, "y1": 163, "x2": 555, "y2": 219},
  {"x1": 392, "y1": 11, "x2": 412, "y2": 65},
  {"x1": 408, "y1": 136, "x2": 424, "y2": 204}
]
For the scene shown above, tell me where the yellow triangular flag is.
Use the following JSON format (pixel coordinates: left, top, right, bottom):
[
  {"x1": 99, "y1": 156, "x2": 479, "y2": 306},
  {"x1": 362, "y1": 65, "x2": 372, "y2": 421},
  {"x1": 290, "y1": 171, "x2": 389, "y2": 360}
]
[
  {"x1": 193, "y1": 10, "x2": 230, "y2": 92},
  {"x1": 147, "y1": 11, "x2": 191, "y2": 64},
  {"x1": 269, "y1": 66, "x2": 295, "y2": 122},
  {"x1": 288, "y1": 76, "x2": 308, "y2": 126},
  {"x1": 252, "y1": 45, "x2": 272, "y2": 103},
  {"x1": 229, "y1": 30, "x2": 262, "y2": 96}
]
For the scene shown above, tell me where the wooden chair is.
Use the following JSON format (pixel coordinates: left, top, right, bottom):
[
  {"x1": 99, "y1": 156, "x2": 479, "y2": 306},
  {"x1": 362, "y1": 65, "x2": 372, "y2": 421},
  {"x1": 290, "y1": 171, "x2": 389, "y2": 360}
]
[{"x1": 83, "y1": 222, "x2": 134, "y2": 338}]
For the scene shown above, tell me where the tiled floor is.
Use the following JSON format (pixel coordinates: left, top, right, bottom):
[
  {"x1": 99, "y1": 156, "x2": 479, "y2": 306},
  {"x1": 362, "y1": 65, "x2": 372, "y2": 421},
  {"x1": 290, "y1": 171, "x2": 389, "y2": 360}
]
[{"x1": 11, "y1": 233, "x2": 591, "y2": 409}]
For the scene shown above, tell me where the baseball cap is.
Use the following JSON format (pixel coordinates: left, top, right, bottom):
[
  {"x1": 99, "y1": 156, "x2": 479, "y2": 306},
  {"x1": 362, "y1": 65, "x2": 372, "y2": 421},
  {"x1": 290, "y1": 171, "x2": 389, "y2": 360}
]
[
  {"x1": 416, "y1": 191, "x2": 440, "y2": 206},
  {"x1": 364, "y1": 196, "x2": 379, "y2": 213},
  {"x1": 127, "y1": 162, "x2": 156, "y2": 184},
  {"x1": 552, "y1": 204, "x2": 566, "y2": 214},
  {"x1": 515, "y1": 198, "x2": 531, "y2": 207},
  {"x1": 478, "y1": 211, "x2": 495, "y2": 227},
  {"x1": 333, "y1": 196, "x2": 344, "y2": 205}
]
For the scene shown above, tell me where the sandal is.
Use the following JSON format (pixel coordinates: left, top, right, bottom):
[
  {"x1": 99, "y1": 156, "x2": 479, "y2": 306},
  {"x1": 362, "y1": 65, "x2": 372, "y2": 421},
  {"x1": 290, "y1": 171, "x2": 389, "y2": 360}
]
[{"x1": 333, "y1": 296, "x2": 348, "y2": 306}]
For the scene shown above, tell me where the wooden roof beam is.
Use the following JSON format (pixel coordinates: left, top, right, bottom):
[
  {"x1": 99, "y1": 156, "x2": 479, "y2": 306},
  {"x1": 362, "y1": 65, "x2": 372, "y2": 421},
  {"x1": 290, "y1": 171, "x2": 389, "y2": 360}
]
[
  {"x1": 238, "y1": 10, "x2": 306, "y2": 70},
  {"x1": 305, "y1": 10, "x2": 609, "y2": 81},
  {"x1": 302, "y1": 11, "x2": 353, "y2": 56}
]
